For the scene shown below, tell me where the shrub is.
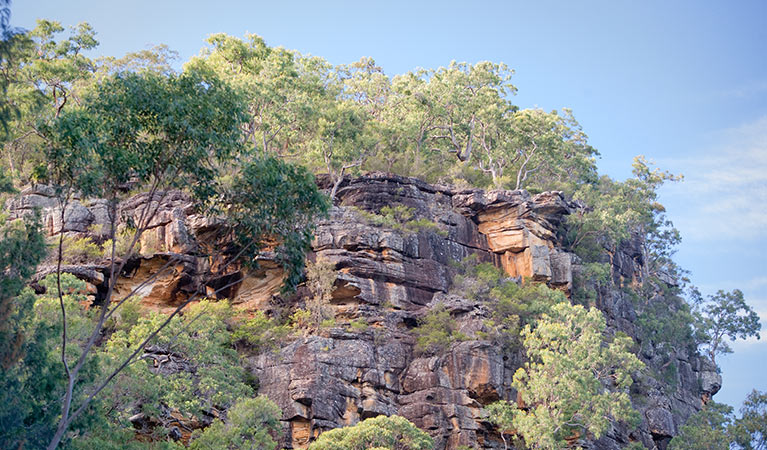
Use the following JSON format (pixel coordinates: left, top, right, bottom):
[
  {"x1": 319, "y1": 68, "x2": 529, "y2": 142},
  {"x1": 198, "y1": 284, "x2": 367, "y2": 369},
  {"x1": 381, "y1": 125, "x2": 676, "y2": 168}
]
[
  {"x1": 308, "y1": 415, "x2": 433, "y2": 450},
  {"x1": 349, "y1": 319, "x2": 368, "y2": 331},
  {"x1": 571, "y1": 262, "x2": 611, "y2": 306},
  {"x1": 352, "y1": 205, "x2": 446, "y2": 236},
  {"x1": 413, "y1": 303, "x2": 467, "y2": 355},
  {"x1": 61, "y1": 234, "x2": 102, "y2": 263},
  {"x1": 101, "y1": 225, "x2": 139, "y2": 259},
  {"x1": 450, "y1": 257, "x2": 566, "y2": 352},
  {"x1": 231, "y1": 310, "x2": 293, "y2": 353},
  {"x1": 101, "y1": 300, "x2": 254, "y2": 432},
  {"x1": 190, "y1": 396, "x2": 282, "y2": 450}
]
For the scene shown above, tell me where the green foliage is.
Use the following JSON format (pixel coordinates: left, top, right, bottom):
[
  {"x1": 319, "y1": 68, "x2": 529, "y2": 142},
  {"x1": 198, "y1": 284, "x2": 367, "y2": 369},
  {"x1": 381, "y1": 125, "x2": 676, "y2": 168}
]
[
  {"x1": 0, "y1": 209, "x2": 47, "y2": 368},
  {"x1": 231, "y1": 310, "x2": 292, "y2": 353},
  {"x1": 487, "y1": 280, "x2": 567, "y2": 352},
  {"x1": 0, "y1": 168, "x2": 14, "y2": 192},
  {"x1": 478, "y1": 107, "x2": 597, "y2": 191},
  {"x1": 68, "y1": 424, "x2": 183, "y2": 450},
  {"x1": 304, "y1": 258, "x2": 336, "y2": 326},
  {"x1": 485, "y1": 401, "x2": 521, "y2": 450},
  {"x1": 59, "y1": 226, "x2": 144, "y2": 263},
  {"x1": 32, "y1": 56, "x2": 329, "y2": 447},
  {"x1": 1, "y1": 19, "x2": 98, "y2": 182},
  {"x1": 2, "y1": 17, "x2": 750, "y2": 450},
  {"x1": 184, "y1": 34, "x2": 600, "y2": 192},
  {"x1": 308, "y1": 415, "x2": 434, "y2": 450},
  {"x1": 60, "y1": 233, "x2": 102, "y2": 263},
  {"x1": 565, "y1": 156, "x2": 682, "y2": 267},
  {"x1": 102, "y1": 301, "x2": 253, "y2": 424},
  {"x1": 571, "y1": 262, "x2": 611, "y2": 306},
  {"x1": 450, "y1": 258, "x2": 566, "y2": 352},
  {"x1": 413, "y1": 302, "x2": 468, "y2": 355},
  {"x1": 511, "y1": 302, "x2": 644, "y2": 448},
  {"x1": 668, "y1": 402, "x2": 734, "y2": 450},
  {"x1": 185, "y1": 33, "x2": 325, "y2": 156},
  {"x1": 290, "y1": 308, "x2": 313, "y2": 331},
  {"x1": 630, "y1": 279, "x2": 697, "y2": 360},
  {"x1": 212, "y1": 155, "x2": 330, "y2": 292},
  {"x1": 190, "y1": 396, "x2": 282, "y2": 450},
  {"x1": 353, "y1": 205, "x2": 446, "y2": 236},
  {"x1": 349, "y1": 319, "x2": 368, "y2": 331},
  {"x1": 321, "y1": 318, "x2": 337, "y2": 329},
  {"x1": 668, "y1": 390, "x2": 767, "y2": 450},
  {"x1": 0, "y1": 274, "x2": 100, "y2": 449},
  {"x1": 43, "y1": 69, "x2": 247, "y2": 202},
  {"x1": 101, "y1": 225, "x2": 139, "y2": 259},
  {"x1": 95, "y1": 44, "x2": 178, "y2": 78},
  {"x1": 730, "y1": 389, "x2": 767, "y2": 450},
  {"x1": 692, "y1": 289, "x2": 761, "y2": 366}
]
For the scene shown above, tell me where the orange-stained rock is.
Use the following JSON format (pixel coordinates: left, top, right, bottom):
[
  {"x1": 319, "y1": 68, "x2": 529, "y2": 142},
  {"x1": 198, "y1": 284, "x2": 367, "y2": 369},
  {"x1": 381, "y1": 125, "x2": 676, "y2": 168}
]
[
  {"x1": 16, "y1": 173, "x2": 718, "y2": 450},
  {"x1": 231, "y1": 264, "x2": 285, "y2": 310},
  {"x1": 113, "y1": 256, "x2": 190, "y2": 313}
]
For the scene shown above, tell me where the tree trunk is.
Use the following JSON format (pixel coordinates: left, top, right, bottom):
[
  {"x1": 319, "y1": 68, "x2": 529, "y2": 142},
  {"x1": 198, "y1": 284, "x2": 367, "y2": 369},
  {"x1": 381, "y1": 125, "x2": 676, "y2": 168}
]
[{"x1": 330, "y1": 175, "x2": 343, "y2": 203}]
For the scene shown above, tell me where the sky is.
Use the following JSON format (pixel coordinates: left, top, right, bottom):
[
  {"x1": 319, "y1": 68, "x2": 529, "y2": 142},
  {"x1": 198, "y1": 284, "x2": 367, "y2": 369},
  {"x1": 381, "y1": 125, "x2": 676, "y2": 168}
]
[{"x1": 12, "y1": 1, "x2": 767, "y2": 410}]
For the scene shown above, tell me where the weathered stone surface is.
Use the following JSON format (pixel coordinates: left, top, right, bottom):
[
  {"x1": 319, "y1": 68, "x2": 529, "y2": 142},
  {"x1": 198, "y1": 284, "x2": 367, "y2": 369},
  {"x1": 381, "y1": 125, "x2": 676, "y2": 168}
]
[
  {"x1": 550, "y1": 250, "x2": 573, "y2": 286},
  {"x1": 33, "y1": 264, "x2": 106, "y2": 286},
  {"x1": 646, "y1": 406, "x2": 676, "y2": 437},
  {"x1": 699, "y1": 365, "x2": 723, "y2": 396},
  {"x1": 50, "y1": 200, "x2": 94, "y2": 233},
  {"x1": 8, "y1": 173, "x2": 719, "y2": 449}
]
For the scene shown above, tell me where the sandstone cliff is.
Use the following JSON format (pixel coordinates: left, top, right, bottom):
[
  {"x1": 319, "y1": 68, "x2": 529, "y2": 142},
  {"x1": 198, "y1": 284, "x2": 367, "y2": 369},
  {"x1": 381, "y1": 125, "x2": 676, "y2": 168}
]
[{"x1": 11, "y1": 173, "x2": 721, "y2": 449}]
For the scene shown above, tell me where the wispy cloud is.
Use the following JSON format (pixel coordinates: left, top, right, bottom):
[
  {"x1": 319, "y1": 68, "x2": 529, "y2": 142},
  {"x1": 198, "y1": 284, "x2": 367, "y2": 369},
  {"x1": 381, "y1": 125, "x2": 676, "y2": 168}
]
[
  {"x1": 715, "y1": 79, "x2": 767, "y2": 100},
  {"x1": 661, "y1": 116, "x2": 767, "y2": 241}
]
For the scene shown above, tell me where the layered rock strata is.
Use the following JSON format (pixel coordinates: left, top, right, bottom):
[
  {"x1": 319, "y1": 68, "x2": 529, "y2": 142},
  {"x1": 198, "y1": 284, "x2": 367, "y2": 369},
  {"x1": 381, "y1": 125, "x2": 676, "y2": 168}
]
[{"x1": 9, "y1": 173, "x2": 720, "y2": 449}]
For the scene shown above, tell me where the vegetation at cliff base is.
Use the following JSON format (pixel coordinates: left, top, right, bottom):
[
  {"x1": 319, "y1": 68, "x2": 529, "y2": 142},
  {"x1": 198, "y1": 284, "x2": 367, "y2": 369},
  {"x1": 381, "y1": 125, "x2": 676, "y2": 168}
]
[{"x1": 308, "y1": 415, "x2": 434, "y2": 450}]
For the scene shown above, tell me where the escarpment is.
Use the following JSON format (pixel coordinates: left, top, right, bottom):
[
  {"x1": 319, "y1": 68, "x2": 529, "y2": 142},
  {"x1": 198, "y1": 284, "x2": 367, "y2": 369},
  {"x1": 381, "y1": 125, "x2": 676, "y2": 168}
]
[{"x1": 12, "y1": 173, "x2": 720, "y2": 449}]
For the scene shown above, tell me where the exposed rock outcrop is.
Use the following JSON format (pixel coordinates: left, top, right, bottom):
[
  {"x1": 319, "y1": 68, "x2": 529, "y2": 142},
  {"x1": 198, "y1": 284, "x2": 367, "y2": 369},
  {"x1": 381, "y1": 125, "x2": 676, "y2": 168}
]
[{"x1": 9, "y1": 173, "x2": 718, "y2": 449}]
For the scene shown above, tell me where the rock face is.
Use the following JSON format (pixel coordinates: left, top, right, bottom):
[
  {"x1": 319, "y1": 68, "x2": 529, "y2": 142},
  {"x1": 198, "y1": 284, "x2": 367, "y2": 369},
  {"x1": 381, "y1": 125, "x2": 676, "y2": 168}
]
[{"x1": 10, "y1": 173, "x2": 718, "y2": 449}]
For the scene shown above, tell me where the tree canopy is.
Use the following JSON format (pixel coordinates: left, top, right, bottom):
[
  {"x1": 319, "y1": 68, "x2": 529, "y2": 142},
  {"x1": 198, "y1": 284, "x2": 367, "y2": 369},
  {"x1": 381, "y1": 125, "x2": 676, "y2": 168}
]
[
  {"x1": 308, "y1": 415, "x2": 434, "y2": 450},
  {"x1": 511, "y1": 302, "x2": 643, "y2": 449},
  {"x1": 693, "y1": 289, "x2": 761, "y2": 366}
]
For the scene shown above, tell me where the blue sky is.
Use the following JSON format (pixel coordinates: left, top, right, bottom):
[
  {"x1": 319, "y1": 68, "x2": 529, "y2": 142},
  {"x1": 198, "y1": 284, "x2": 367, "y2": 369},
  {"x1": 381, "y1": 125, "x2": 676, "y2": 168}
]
[{"x1": 12, "y1": 0, "x2": 767, "y2": 409}]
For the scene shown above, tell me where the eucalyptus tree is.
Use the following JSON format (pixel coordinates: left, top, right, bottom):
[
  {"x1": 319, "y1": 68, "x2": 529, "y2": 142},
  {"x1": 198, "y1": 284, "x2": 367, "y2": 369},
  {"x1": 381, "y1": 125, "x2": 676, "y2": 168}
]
[
  {"x1": 668, "y1": 402, "x2": 735, "y2": 450},
  {"x1": 421, "y1": 61, "x2": 516, "y2": 165},
  {"x1": 731, "y1": 390, "x2": 767, "y2": 450},
  {"x1": 1, "y1": 19, "x2": 97, "y2": 181},
  {"x1": 94, "y1": 43, "x2": 179, "y2": 77},
  {"x1": 185, "y1": 33, "x2": 328, "y2": 156},
  {"x1": 669, "y1": 390, "x2": 767, "y2": 450},
  {"x1": 0, "y1": 0, "x2": 25, "y2": 136},
  {"x1": 25, "y1": 19, "x2": 97, "y2": 117},
  {"x1": 40, "y1": 68, "x2": 327, "y2": 449},
  {"x1": 337, "y1": 56, "x2": 391, "y2": 119},
  {"x1": 381, "y1": 71, "x2": 441, "y2": 178},
  {"x1": 0, "y1": 170, "x2": 46, "y2": 369},
  {"x1": 566, "y1": 156, "x2": 681, "y2": 262},
  {"x1": 506, "y1": 108, "x2": 596, "y2": 190},
  {"x1": 310, "y1": 92, "x2": 371, "y2": 200},
  {"x1": 693, "y1": 289, "x2": 761, "y2": 366},
  {"x1": 511, "y1": 302, "x2": 643, "y2": 448}
]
